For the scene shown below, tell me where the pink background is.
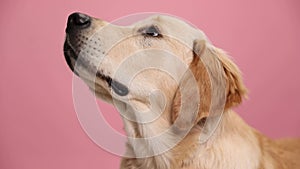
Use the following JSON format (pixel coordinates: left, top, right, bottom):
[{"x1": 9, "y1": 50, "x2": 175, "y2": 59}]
[{"x1": 1, "y1": 0, "x2": 299, "y2": 169}]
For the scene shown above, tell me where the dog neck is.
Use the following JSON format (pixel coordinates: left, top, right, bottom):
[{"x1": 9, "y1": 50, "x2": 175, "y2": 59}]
[
  {"x1": 121, "y1": 110, "x2": 262, "y2": 169},
  {"x1": 170, "y1": 110, "x2": 262, "y2": 169}
]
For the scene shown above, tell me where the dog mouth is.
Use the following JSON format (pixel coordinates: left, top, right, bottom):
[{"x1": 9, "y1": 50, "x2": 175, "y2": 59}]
[
  {"x1": 63, "y1": 40, "x2": 78, "y2": 75},
  {"x1": 63, "y1": 39, "x2": 129, "y2": 96},
  {"x1": 95, "y1": 71, "x2": 129, "y2": 96}
]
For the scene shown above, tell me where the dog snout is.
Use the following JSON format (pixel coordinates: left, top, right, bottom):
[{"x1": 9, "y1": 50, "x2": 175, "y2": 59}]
[{"x1": 66, "y1": 12, "x2": 91, "y2": 33}]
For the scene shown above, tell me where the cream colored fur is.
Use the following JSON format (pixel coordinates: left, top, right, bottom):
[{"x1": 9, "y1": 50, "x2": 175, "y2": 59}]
[{"x1": 64, "y1": 14, "x2": 300, "y2": 169}]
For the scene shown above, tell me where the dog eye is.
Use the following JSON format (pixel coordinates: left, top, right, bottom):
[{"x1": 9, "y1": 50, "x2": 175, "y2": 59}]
[{"x1": 143, "y1": 26, "x2": 161, "y2": 37}]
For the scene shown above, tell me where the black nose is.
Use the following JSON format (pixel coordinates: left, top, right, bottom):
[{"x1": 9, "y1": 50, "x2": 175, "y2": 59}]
[{"x1": 66, "y1": 12, "x2": 91, "y2": 33}]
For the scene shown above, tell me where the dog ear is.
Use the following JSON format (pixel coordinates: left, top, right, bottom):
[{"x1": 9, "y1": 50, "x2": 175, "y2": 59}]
[
  {"x1": 171, "y1": 39, "x2": 247, "y2": 128},
  {"x1": 213, "y1": 47, "x2": 248, "y2": 109},
  {"x1": 193, "y1": 39, "x2": 248, "y2": 110},
  {"x1": 171, "y1": 40, "x2": 212, "y2": 128}
]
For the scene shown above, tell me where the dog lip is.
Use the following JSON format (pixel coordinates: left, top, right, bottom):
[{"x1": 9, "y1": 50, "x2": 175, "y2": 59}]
[
  {"x1": 96, "y1": 71, "x2": 111, "y2": 83},
  {"x1": 64, "y1": 39, "x2": 129, "y2": 97},
  {"x1": 96, "y1": 71, "x2": 129, "y2": 96},
  {"x1": 111, "y1": 80, "x2": 129, "y2": 96},
  {"x1": 64, "y1": 41, "x2": 78, "y2": 60},
  {"x1": 63, "y1": 41, "x2": 79, "y2": 75}
]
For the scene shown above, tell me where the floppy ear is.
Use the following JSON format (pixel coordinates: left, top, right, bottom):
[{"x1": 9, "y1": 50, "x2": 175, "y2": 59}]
[
  {"x1": 171, "y1": 39, "x2": 247, "y2": 128},
  {"x1": 193, "y1": 39, "x2": 248, "y2": 110},
  {"x1": 213, "y1": 47, "x2": 248, "y2": 109},
  {"x1": 171, "y1": 40, "x2": 212, "y2": 128}
]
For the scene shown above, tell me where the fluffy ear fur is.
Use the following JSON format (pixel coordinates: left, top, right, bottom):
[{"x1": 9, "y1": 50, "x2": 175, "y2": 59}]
[
  {"x1": 171, "y1": 39, "x2": 247, "y2": 127},
  {"x1": 213, "y1": 46, "x2": 248, "y2": 109}
]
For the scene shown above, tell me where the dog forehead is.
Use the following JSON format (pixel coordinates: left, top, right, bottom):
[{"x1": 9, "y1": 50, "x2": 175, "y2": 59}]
[
  {"x1": 131, "y1": 15, "x2": 193, "y2": 31},
  {"x1": 132, "y1": 15, "x2": 209, "y2": 47}
]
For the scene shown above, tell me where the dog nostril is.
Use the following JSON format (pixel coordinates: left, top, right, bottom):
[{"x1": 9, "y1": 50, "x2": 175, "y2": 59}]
[
  {"x1": 73, "y1": 13, "x2": 90, "y2": 26},
  {"x1": 66, "y1": 12, "x2": 91, "y2": 32}
]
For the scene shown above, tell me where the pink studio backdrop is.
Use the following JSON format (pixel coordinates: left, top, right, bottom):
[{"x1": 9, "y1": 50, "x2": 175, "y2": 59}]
[{"x1": 1, "y1": 0, "x2": 299, "y2": 169}]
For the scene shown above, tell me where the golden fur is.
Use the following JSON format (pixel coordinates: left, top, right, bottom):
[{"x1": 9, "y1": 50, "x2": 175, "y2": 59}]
[{"x1": 64, "y1": 14, "x2": 300, "y2": 169}]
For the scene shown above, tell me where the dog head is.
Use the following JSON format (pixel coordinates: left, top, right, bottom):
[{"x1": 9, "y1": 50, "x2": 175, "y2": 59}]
[{"x1": 64, "y1": 12, "x2": 247, "y2": 142}]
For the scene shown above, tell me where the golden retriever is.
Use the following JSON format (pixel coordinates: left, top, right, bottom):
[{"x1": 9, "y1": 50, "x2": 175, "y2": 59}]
[{"x1": 64, "y1": 12, "x2": 300, "y2": 169}]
